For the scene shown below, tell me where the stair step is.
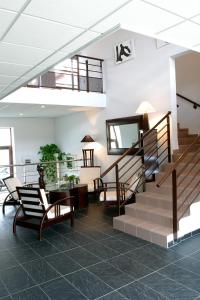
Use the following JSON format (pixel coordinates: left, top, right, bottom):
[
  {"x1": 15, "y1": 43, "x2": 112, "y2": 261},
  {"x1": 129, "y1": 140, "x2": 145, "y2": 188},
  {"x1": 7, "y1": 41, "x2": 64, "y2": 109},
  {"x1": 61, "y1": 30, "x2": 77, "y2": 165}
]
[
  {"x1": 125, "y1": 203, "x2": 172, "y2": 227},
  {"x1": 178, "y1": 136, "x2": 198, "y2": 145},
  {"x1": 174, "y1": 144, "x2": 200, "y2": 154},
  {"x1": 113, "y1": 215, "x2": 173, "y2": 247},
  {"x1": 136, "y1": 192, "x2": 172, "y2": 209},
  {"x1": 173, "y1": 152, "x2": 200, "y2": 162},
  {"x1": 178, "y1": 128, "x2": 188, "y2": 137}
]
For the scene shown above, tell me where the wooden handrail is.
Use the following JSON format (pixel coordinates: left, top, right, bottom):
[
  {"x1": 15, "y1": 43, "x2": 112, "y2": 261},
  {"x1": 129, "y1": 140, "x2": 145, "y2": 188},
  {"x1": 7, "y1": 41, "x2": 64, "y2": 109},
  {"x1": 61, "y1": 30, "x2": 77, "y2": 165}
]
[
  {"x1": 177, "y1": 93, "x2": 200, "y2": 109},
  {"x1": 156, "y1": 134, "x2": 200, "y2": 188},
  {"x1": 101, "y1": 111, "x2": 171, "y2": 178}
]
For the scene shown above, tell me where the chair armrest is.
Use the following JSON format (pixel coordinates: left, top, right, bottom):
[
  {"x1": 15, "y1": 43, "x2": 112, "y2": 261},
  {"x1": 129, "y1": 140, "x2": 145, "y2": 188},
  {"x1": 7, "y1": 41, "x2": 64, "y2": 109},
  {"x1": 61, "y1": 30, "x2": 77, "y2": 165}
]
[{"x1": 45, "y1": 196, "x2": 75, "y2": 214}]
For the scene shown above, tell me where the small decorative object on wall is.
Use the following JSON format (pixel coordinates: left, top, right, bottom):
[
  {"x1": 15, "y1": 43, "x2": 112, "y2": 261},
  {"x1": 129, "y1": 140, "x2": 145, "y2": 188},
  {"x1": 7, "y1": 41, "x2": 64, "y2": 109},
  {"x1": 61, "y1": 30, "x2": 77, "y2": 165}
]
[
  {"x1": 114, "y1": 39, "x2": 135, "y2": 64},
  {"x1": 156, "y1": 39, "x2": 169, "y2": 49}
]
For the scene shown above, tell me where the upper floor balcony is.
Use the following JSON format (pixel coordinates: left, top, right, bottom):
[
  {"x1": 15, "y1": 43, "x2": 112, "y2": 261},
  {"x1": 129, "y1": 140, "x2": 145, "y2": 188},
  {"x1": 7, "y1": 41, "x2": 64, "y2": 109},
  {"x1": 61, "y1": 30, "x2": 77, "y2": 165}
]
[{"x1": 1, "y1": 55, "x2": 106, "y2": 113}]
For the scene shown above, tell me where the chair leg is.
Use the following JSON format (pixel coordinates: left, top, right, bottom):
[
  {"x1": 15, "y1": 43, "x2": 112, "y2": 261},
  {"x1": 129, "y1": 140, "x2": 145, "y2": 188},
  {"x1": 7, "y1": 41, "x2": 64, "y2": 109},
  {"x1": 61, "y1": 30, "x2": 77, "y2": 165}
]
[
  {"x1": 2, "y1": 202, "x2": 5, "y2": 215},
  {"x1": 38, "y1": 225, "x2": 43, "y2": 241},
  {"x1": 70, "y1": 213, "x2": 74, "y2": 227},
  {"x1": 13, "y1": 220, "x2": 16, "y2": 235}
]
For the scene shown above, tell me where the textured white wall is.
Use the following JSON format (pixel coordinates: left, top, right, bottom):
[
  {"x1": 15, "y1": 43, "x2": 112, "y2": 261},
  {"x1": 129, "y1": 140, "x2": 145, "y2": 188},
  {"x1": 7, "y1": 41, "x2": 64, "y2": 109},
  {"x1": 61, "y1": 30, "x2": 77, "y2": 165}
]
[
  {"x1": 0, "y1": 117, "x2": 55, "y2": 164},
  {"x1": 55, "y1": 29, "x2": 185, "y2": 175},
  {"x1": 175, "y1": 52, "x2": 200, "y2": 134}
]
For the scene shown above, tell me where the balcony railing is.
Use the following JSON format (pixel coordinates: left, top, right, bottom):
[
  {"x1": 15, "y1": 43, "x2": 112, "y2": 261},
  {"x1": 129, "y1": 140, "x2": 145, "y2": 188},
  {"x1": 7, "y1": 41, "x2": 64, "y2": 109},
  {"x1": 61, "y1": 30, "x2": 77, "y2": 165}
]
[{"x1": 26, "y1": 55, "x2": 104, "y2": 93}]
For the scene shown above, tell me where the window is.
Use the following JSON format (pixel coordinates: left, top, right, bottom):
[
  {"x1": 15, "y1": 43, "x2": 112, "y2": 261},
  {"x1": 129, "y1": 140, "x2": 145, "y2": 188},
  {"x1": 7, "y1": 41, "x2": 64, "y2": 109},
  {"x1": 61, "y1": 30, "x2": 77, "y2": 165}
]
[{"x1": 0, "y1": 128, "x2": 13, "y2": 179}]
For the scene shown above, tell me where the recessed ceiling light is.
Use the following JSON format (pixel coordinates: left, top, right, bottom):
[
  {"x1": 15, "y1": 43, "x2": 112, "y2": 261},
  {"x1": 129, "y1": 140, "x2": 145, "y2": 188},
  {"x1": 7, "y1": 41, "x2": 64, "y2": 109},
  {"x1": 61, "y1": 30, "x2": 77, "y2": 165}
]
[
  {"x1": 19, "y1": 113, "x2": 23, "y2": 116},
  {"x1": 41, "y1": 105, "x2": 45, "y2": 108}
]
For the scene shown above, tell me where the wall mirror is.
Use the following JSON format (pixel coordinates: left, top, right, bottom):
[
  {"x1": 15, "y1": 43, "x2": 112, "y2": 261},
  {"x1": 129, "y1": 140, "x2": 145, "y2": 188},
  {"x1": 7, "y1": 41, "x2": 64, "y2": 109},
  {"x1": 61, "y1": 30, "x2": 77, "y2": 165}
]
[{"x1": 106, "y1": 115, "x2": 144, "y2": 155}]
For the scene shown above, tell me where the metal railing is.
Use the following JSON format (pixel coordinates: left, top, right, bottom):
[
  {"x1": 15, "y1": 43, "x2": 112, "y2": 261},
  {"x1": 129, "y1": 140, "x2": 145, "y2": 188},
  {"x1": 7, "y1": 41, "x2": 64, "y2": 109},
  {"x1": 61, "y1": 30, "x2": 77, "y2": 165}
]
[
  {"x1": 26, "y1": 55, "x2": 104, "y2": 93},
  {"x1": 157, "y1": 134, "x2": 200, "y2": 239},
  {"x1": 0, "y1": 157, "x2": 83, "y2": 197},
  {"x1": 96, "y1": 112, "x2": 172, "y2": 214}
]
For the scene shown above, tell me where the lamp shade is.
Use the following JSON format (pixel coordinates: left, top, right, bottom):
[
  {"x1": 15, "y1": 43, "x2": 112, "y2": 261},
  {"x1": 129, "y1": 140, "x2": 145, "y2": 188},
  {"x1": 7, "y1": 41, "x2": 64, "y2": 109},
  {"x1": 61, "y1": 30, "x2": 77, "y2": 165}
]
[
  {"x1": 81, "y1": 135, "x2": 95, "y2": 143},
  {"x1": 136, "y1": 101, "x2": 156, "y2": 114}
]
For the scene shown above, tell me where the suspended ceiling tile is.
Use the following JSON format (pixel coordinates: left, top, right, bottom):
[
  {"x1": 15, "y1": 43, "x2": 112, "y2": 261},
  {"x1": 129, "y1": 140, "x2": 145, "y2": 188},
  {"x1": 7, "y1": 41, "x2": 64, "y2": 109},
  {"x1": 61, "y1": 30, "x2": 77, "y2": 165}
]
[
  {"x1": 143, "y1": 0, "x2": 200, "y2": 18},
  {"x1": 157, "y1": 21, "x2": 200, "y2": 48},
  {"x1": 191, "y1": 14, "x2": 200, "y2": 25},
  {"x1": 0, "y1": 85, "x2": 7, "y2": 91},
  {"x1": 118, "y1": 0, "x2": 183, "y2": 35},
  {"x1": 0, "y1": 42, "x2": 53, "y2": 65},
  {"x1": 60, "y1": 30, "x2": 101, "y2": 54},
  {"x1": 0, "y1": 0, "x2": 27, "y2": 12},
  {"x1": 24, "y1": 0, "x2": 128, "y2": 29},
  {"x1": 0, "y1": 9, "x2": 17, "y2": 38},
  {"x1": 0, "y1": 75, "x2": 17, "y2": 85},
  {"x1": 3, "y1": 15, "x2": 84, "y2": 50},
  {"x1": 0, "y1": 62, "x2": 31, "y2": 77}
]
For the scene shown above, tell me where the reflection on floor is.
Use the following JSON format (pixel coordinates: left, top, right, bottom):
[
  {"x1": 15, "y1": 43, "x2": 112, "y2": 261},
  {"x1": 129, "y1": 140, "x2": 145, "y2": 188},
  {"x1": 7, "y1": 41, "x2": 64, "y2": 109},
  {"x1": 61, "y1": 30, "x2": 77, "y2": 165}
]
[{"x1": 1, "y1": 202, "x2": 200, "y2": 299}]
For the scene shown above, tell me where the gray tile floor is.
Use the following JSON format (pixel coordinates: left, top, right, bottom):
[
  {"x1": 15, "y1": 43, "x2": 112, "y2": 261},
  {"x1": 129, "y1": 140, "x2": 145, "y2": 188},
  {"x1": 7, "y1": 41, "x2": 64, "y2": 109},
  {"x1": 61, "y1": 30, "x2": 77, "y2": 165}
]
[{"x1": 1, "y1": 202, "x2": 200, "y2": 299}]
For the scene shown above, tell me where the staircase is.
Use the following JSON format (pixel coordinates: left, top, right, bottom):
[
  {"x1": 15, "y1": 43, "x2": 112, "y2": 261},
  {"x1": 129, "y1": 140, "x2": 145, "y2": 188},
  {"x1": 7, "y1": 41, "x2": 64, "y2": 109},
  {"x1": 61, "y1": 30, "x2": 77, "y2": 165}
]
[{"x1": 113, "y1": 125, "x2": 200, "y2": 248}]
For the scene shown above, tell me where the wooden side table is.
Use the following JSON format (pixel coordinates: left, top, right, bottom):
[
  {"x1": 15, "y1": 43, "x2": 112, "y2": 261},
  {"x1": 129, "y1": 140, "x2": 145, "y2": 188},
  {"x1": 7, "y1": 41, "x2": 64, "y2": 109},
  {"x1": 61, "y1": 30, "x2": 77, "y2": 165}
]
[{"x1": 49, "y1": 184, "x2": 88, "y2": 210}]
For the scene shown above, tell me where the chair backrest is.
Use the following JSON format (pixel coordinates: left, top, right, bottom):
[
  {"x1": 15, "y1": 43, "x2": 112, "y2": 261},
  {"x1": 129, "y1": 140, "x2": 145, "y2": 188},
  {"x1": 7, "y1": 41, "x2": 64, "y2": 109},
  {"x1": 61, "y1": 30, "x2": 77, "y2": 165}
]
[
  {"x1": 3, "y1": 176, "x2": 22, "y2": 200},
  {"x1": 16, "y1": 187, "x2": 49, "y2": 218},
  {"x1": 79, "y1": 167, "x2": 101, "y2": 192}
]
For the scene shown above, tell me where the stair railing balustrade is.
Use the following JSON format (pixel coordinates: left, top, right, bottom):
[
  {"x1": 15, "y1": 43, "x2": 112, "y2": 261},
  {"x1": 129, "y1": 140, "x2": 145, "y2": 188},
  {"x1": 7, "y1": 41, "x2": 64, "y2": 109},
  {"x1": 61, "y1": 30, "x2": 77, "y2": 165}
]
[
  {"x1": 98, "y1": 111, "x2": 172, "y2": 215},
  {"x1": 157, "y1": 134, "x2": 200, "y2": 239}
]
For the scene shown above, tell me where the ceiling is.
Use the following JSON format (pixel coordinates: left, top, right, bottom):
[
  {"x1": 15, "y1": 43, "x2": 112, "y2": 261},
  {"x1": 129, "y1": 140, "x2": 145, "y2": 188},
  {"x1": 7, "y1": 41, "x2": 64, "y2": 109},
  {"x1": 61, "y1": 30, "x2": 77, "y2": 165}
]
[
  {"x1": 0, "y1": 0, "x2": 200, "y2": 101},
  {"x1": 0, "y1": 101, "x2": 98, "y2": 118}
]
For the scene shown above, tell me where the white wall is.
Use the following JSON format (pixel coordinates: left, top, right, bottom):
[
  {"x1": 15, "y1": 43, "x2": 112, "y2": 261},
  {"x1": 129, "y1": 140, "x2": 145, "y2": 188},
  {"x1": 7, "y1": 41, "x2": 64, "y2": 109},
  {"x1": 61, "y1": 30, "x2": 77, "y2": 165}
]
[
  {"x1": 0, "y1": 117, "x2": 55, "y2": 164},
  {"x1": 175, "y1": 52, "x2": 200, "y2": 133},
  {"x1": 55, "y1": 29, "x2": 186, "y2": 175}
]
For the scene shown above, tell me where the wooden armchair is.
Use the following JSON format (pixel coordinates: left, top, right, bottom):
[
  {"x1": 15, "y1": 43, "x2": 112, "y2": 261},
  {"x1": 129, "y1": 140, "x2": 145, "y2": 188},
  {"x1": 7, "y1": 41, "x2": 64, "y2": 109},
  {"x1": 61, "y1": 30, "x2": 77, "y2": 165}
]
[
  {"x1": 94, "y1": 174, "x2": 140, "y2": 205},
  {"x1": 13, "y1": 187, "x2": 74, "y2": 240},
  {"x1": 2, "y1": 176, "x2": 37, "y2": 214}
]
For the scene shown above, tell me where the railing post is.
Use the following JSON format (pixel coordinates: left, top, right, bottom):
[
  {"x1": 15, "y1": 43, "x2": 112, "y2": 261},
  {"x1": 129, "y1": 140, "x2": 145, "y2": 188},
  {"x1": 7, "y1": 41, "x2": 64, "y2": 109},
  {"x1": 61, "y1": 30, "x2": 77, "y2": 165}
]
[
  {"x1": 167, "y1": 115, "x2": 171, "y2": 163},
  {"x1": 115, "y1": 164, "x2": 120, "y2": 215},
  {"x1": 86, "y1": 60, "x2": 89, "y2": 92},
  {"x1": 77, "y1": 56, "x2": 80, "y2": 91},
  {"x1": 172, "y1": 169, "x2": 178, "y2": 240},
  {"x1": 140, "y1": 130, "x2": 146, "y2": 192}
]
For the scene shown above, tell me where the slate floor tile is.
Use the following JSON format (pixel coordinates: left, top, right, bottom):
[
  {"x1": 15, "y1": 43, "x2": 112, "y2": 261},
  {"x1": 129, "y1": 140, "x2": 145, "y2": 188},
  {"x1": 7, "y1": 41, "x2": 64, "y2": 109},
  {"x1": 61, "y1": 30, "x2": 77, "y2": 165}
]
[
  {"x1": 23, "y1": 258, "x2": 60, "y2": 284},
  {"x1": 66, "y1": 269, "x2": 112, "y2": 299},
  {"x1": 51, "y1": 223, "x2": 73, "y2": 234},
  {"x1": 12, "y1": 286, "x2": 48, "y2": 300},
  {"x1": 9, "y1": 246, "x2": 40, "y2": 263},
  {"x1": 66, "y1": 247, "x2": 102, "y2": 267},
  {"x1": 116, "y1": 232, "x2": 149, "y2": 248},
  {"x1": 88, "y1": 261, "x2": 134, "y2": 288},
  {"x1": 83, "y1": 242, "x2": 119, "y2": 260},
  {"x1": 0, "y1": 279, "x2": 9, "y2": 298},
  {"x1": 0, "y1": 265, "x2": 35, "y2": 294},
  {"x1": 0, "y1": 250, "x2": 18, "y2": 270},
  {"x1": 45, "y1": 235, "x2": 78, "y2": 251},
  {"x1": 79, "y1": 227, "x2": 110, "y2": 241},
  {"x1": 99, "y1": 291, "x2": 127, "y2": 300},
  {"x1": 174, "y1": 256, "x2": 200, "y2": 276},
  {"x1": 29, "y1": 240, "x2": 59, "y2": 257},
  {"x1": 99, "y1": 237, "x2": 131, "y2": 253},
  {"x1": 119, "y1": 281, "x2": 167, "y2": 300},
  {"x1": 64, "y1": 231, "x2": 94, "y2": 245},
  {"x1": 109, "y1": 254, "x2": 152, "y2": 279},
  {"x1": 140, "y1": 272, "x2": 198, "y2": 300},
  {"x1": 41, "y1": 277, "x2": 87, "y2": 300},
  {"x1": 45, "y1": 252, "x2": 82, "y2": 275},
  {"x1": 172, "y1": 235, "x2": 200, "y2": 256},
  {"x1": 128, "y1": 244, "x2": 183, "y2": 270},
  {"x1": 159, "y1": 263, "x2": 200, "y2": 293}
]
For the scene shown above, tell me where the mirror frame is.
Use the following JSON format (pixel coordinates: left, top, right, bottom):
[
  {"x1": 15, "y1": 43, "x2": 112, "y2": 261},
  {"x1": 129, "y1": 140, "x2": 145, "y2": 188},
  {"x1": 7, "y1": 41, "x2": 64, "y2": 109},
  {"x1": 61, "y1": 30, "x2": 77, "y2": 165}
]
[{"x1": 106, "y1": 115, "x2": 144, "y2": 155}]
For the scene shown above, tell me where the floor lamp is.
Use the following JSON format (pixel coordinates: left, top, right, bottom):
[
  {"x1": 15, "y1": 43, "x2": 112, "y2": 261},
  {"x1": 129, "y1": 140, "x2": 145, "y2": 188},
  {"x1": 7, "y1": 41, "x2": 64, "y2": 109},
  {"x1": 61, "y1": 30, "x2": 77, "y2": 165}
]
[
  {"x1": 136, "y1": 101, "x2": 155, "y2": 130},
  {"x1": 81, "y1": 135, "x2": 95, "y2": 167}
]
